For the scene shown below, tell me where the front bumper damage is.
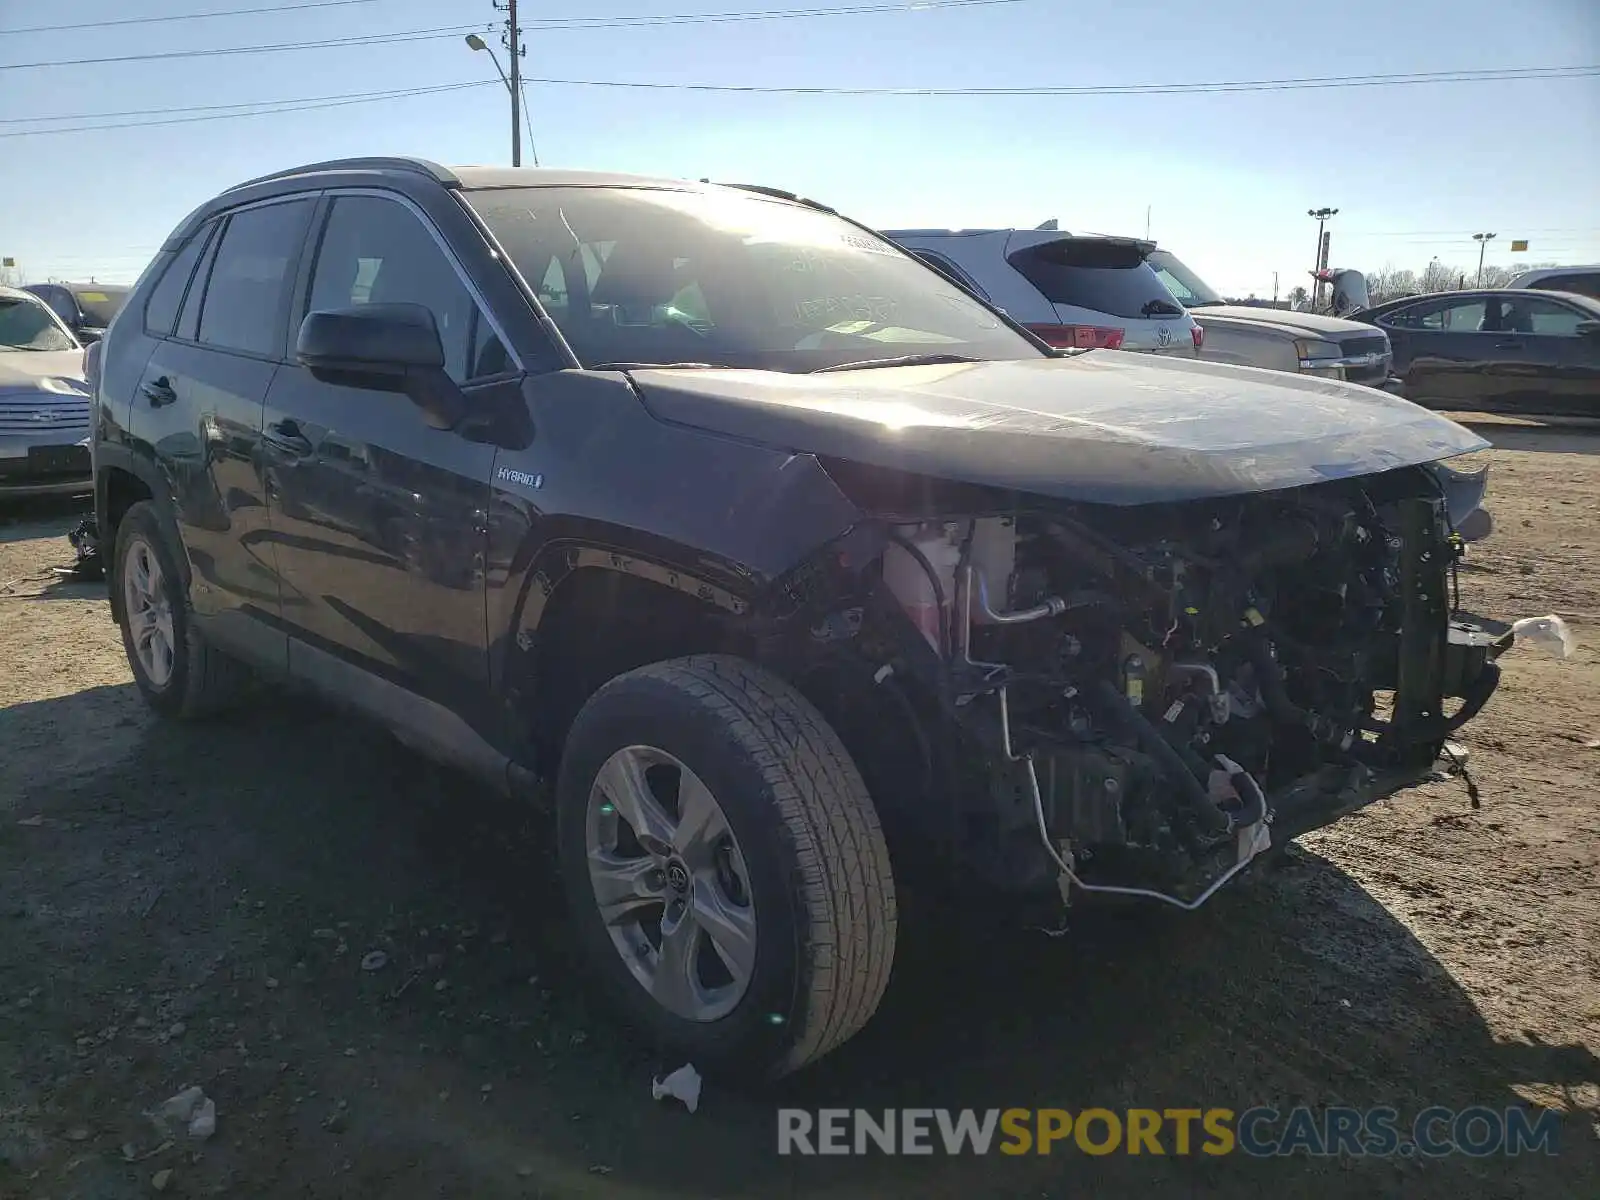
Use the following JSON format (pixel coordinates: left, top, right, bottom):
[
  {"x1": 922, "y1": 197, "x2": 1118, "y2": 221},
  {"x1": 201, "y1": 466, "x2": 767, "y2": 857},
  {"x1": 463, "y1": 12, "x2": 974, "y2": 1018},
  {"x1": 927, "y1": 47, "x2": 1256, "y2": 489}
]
[{"x1": 965, "y1": 496, "x2": 1509, "y2": 912}]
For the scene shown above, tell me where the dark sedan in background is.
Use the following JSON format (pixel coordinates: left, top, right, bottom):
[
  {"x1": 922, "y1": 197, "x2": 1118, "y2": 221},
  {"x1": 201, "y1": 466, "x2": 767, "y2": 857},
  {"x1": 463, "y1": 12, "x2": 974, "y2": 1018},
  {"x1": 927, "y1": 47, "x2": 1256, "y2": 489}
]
[
  {"x1": 23, "y1": 281, "x2": 130, "y2": 345},
  {"x1": 1351, "y1": 289, "x2": 1600, "y2": 417},
  {"x1": 0, "y1": 286, "x2": 92, "y2": 498}
]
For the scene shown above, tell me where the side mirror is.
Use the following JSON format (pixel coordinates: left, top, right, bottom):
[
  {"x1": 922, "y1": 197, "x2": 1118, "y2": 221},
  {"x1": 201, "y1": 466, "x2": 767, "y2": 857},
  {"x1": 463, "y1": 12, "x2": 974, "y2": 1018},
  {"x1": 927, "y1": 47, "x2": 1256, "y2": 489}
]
[
  {"x1": 1576, "y1": 320, "x2": 1600, "y2": 339},
  {"x1": 296, "y1": 303, "x2": 465, "y2": 428}
]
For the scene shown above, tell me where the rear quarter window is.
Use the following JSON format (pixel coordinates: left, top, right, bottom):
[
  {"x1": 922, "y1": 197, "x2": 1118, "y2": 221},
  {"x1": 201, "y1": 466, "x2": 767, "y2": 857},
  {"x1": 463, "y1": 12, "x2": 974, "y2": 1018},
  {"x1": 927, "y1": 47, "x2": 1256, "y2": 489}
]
[{"x1": 1006, "y1": 240, "x2": 1185, "y2": 320}]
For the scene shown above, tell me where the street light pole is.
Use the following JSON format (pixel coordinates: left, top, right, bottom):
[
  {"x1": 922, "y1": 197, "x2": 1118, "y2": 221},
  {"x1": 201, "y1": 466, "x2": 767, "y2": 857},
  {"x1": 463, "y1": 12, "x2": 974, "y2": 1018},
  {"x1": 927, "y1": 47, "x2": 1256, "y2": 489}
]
[
  {"x1": 1308, "y1": 206, "x2": 1338, "y2": 308},
  {"x1": 467, "y1": 31, "x2": 537, "y2": 167},
  {"x1": 506, "y1": 0, "x2": 522, "y2": 170},
  {"x1": 1473, "y1": 232, "x2": 1496, "y2": 287}
]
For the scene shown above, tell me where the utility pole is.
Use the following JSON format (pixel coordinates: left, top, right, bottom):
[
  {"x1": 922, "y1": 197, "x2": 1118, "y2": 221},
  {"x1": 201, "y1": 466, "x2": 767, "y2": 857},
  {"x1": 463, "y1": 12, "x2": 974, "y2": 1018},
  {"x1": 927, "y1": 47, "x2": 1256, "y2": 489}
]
[
  {"x1": 1272, "y1": 272, "x2": 1279, "y2": 306},
  {"x1": 1473, "y1": 232, "x2": 1496, "y2": 287},
  {"x1": 494, "y1": 0, "x2": 526, "y2": 167},
  {"x1": 1308, "y1": 207, "x2": 1338, "y2": 307}
]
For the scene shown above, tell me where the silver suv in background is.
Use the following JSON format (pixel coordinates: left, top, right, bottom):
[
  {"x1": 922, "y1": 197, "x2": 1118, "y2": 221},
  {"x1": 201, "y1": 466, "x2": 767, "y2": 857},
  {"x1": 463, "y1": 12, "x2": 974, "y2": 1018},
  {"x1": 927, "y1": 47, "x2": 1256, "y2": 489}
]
[
  {"x1": 1148, "y1": 249, "x2": 1399, "y2": 391},
  {"x1": 882, "y1": 226, "x2": 1202, "y2": 355},
  {"x1": 1507, "y1": 265, "x2": 1600, "y2": 302}
]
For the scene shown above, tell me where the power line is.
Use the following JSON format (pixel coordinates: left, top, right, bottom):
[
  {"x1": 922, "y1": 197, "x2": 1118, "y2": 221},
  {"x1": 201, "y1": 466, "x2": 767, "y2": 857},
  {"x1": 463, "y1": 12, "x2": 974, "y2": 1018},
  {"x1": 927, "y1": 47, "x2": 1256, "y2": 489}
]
[
  {"x1": 0, "y1": 0, "x2": 1026, "y2": 38},
  {"x1": 0, "y1": 22, "x2": 488, "y2": 70},
  {"x1": 518, "y1": 0, "x2": 1030, "y2": 29},
  {"x1": 0, "y1": 1, "x2": 379, "y2": 36},
  {"x1": 515, "y1": 63, "x2": 1600, "y2": 96},
  {"x1": 5, "y1": 62, "x2": 1596, "y2": 136},
  {"x1": 0, "y1": 81, "x2": 496, "y2": 137}
]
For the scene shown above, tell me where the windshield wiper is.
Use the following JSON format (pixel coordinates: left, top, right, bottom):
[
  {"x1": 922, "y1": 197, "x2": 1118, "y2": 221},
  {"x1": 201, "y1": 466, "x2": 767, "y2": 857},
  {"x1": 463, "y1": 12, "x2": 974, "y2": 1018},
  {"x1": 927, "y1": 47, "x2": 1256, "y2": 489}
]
[
  {"x1": 811, "y1": 353, "x2": 979, "y2": 373},
  {"x1": 590, "y1": 361, "x2": 720, "y2": 372},
  {"x1": 1140, "y1": 300, "x2": 1184, "y2": 317}
]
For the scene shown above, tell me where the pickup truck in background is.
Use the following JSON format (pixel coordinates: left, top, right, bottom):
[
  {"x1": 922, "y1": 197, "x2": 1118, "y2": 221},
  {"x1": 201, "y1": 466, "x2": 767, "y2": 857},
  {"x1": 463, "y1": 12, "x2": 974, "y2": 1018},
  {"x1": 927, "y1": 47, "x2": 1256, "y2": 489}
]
[{"x1": 1148, "y1": 249, "x2": 1402, "y2": 393}]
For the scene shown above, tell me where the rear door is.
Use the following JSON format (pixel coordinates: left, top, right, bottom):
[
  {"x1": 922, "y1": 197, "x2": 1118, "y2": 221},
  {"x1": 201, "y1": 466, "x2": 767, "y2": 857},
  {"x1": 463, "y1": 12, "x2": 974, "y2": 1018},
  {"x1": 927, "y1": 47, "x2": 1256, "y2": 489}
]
[
  {"x1": 1003, "y1": 234, "x2": 1197, "y2": 354},
  {"x1": 262, "y1": 191, "x2": 516, "y2": 727},
  {"x1": 132, "y1": 195, "x2": 316, "y2": 670},
  {"x1": 1375, "y1": 295, "x2": 1503, "y2": 411},
  {"x1": 1489, "y1": 294, "x2": 1600, "y2": 416}
]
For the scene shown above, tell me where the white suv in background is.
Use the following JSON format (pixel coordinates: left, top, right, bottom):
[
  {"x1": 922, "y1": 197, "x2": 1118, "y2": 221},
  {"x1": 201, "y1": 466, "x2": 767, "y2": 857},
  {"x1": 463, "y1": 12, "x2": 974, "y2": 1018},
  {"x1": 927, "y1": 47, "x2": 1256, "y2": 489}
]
[
  {"x1": 1507, "y1": 264, "x2": 1600, "y2": 302},
  {"x1": 882, "y1": 226, "x2": 1202, "y2": 356}
]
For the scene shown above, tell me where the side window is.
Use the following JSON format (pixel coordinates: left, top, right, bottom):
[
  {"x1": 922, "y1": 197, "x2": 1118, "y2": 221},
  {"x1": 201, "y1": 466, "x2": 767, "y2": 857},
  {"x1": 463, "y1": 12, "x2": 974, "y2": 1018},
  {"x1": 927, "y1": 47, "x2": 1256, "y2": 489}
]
[
  {"x1": 306, "y1": 195, "x2": 509, "y2": 384},
  {"x1": 1384, "y1": 299, "x2": 1488, "y2": 331},
  {"x1": 1501, "y1": 296, "x2": 1586, "y2": 337},
  {"x1": 143, "y1": 226, "x2": 213, "y2": 337},
  {"x1": 910, "y1": 249, "x2": 990, "y2": 302},
  {"x1": 197, "y1": 199, "x2": 314, "y2": 356},
  {"x1": 176, "y1": 226, "x2": 223, "y2": 342}
]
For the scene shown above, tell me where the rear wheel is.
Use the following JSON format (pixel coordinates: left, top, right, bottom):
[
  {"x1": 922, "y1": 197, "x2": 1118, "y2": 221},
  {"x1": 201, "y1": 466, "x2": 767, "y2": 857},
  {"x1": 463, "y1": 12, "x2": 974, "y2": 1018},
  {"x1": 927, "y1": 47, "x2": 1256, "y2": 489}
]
[
  {"x1": 556, "y1": 654, "x2": 896, "y2": 1078},
  {"x1": 113, "y1": 501, "x2": 251, "y2": 718}
]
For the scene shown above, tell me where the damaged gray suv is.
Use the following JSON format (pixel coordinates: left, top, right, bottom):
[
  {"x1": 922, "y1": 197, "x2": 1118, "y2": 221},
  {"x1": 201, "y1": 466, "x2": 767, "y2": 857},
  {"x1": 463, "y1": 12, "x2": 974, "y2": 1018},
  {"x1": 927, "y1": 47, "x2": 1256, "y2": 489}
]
[{"x1": 92, "y1": 158, "x2": 1509, "y2": 1078}]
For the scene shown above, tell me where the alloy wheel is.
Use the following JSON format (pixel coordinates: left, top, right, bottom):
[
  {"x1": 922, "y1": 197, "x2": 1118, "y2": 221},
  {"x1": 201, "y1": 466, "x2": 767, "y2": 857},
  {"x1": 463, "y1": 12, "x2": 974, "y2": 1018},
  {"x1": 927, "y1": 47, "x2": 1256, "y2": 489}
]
[
  {"x1": 585, "y1": 745, "x2": 758, "y2": 1022},
  {"x1": 123, "y1": 538, "x2": 176, "y2": 688}
]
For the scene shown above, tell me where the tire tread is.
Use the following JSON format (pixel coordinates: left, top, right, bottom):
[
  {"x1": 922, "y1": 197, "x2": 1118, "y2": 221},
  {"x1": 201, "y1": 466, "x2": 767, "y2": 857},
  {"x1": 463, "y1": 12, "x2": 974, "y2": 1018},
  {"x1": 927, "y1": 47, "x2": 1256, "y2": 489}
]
[{"x1": 609, "y1": 654, "x2": 897, "y2": 1075}]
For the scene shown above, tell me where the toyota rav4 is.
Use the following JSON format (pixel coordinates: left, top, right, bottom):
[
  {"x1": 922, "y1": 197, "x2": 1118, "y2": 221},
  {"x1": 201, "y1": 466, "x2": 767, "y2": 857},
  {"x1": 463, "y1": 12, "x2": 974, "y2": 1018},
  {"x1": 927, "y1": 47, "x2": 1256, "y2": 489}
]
[{"x1": 93, "y1": 158, "x2": 1508, "y2": 1079}]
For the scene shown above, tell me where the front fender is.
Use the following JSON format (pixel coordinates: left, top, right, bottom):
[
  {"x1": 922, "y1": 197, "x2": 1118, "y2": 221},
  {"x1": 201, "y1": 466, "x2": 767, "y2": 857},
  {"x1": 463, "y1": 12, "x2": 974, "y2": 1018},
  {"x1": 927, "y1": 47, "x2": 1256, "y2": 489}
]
[{"x1": 483, "y1": 369, "x2": 864, "y2": 706}]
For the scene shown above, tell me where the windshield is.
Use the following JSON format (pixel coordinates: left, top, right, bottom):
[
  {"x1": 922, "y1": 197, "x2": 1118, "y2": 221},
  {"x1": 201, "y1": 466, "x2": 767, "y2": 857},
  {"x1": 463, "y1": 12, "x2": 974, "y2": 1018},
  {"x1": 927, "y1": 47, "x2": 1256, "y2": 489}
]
[
  {"x1": 0, "y1": 297, "x2": 77, "y2": 351},
  {"x1": 72, "y1": 286, "x2": 130, "y2": 327},
  {"x1": 466, "y1": 186, "x2": 1042, "y2": 371},
  {"x1": 1147, "y1": 250, "x2": 1226, "y2": 307}
]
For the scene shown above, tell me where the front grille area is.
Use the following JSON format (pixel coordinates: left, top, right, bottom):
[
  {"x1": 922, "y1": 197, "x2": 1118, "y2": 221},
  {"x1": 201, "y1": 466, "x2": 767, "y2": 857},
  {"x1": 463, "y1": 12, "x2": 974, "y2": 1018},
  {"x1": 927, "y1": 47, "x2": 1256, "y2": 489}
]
[
  {"x1": 0, "y1": 395, "x2": 91, "y2": 434},
  {"x1": 1338, "y1": 333, "x2": 1391, "y2": 386}
]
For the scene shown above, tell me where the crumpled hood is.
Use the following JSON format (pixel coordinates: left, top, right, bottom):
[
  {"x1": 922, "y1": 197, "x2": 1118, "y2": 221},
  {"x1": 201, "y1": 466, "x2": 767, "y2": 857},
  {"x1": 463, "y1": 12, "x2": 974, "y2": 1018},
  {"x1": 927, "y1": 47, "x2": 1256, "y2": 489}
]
[
  {"x1": 625, "y1": 352, "x2": 1486, "y2": 505},
  {"x1": 0, "y1": 349, "x2": 87, "y2": 391},
  {"x1": 1188, "y1": 305, "x2": 1379, "y2": 340}
]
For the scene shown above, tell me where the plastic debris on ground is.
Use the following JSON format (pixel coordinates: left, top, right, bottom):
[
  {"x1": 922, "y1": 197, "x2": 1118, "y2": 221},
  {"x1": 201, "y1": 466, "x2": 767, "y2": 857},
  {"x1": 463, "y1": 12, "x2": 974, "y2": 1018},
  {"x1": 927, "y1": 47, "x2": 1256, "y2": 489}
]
[
  {"x1": 1510, "y1": 615, "x2": 1574, "y2": 659},
  {"x1": 650, "y1": 1064, "x2": 702, "y2": 1114}
]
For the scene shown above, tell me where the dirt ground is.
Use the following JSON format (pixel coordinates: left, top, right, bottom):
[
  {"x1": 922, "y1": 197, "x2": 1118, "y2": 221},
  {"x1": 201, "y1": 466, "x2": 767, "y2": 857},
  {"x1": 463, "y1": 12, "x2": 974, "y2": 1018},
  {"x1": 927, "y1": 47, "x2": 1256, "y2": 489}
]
[{"x1": 2, "y1": 420, "x2": 1597, "y2": 1200}]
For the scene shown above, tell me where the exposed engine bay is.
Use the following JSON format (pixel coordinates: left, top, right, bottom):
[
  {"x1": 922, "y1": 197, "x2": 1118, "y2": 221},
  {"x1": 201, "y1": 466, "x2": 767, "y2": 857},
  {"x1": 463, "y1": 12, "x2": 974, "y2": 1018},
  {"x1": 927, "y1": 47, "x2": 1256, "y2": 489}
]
[{"x1": 782, "y1": 464, "x2": 1511, "y2": 912}]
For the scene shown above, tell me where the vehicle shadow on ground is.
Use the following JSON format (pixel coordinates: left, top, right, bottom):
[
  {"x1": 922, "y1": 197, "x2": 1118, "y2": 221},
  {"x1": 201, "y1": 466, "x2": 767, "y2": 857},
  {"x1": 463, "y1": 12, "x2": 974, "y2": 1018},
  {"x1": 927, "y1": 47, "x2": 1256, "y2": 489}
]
[
  {"x1": 1461, "y1": 420, "x2": 1600, "y2": 456},
  {"x1": 2, "y1": 688, "x2": 1594, "y2": 1200},
  {"x1": 0, "y1": 497, "x2": 90, "y2": 543}
]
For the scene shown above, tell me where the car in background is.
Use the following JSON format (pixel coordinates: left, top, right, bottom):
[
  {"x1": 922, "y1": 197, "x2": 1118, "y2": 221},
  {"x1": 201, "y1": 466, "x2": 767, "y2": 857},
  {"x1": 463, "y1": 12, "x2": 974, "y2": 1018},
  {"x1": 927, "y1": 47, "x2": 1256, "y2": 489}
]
[
  {"x1": 1506, "y1": 264, "x2": 1600, "y2": 303},
  {"x1": 881, "y1": 226, "x2": 1201, "y2": 355},
  {"x1": 24, "y1": 281, "x2": 131, "y2": 344},
  {"x1": 0, "y1": 285, "x2": 93, "y2": 498},
  {"x1": 1350, "y1": 289, "x2": 1600, "y2": 417},
  {"x1": 1148, "y1": 249, "x2": 1399, "y2": 391}
]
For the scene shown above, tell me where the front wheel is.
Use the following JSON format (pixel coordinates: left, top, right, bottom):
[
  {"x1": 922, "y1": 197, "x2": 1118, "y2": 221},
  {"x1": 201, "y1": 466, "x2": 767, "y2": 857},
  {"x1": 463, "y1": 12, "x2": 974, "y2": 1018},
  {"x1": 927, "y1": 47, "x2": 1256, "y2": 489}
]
[{"x1": 556, "y1": 654, "x2": 897, "y2": 1079}]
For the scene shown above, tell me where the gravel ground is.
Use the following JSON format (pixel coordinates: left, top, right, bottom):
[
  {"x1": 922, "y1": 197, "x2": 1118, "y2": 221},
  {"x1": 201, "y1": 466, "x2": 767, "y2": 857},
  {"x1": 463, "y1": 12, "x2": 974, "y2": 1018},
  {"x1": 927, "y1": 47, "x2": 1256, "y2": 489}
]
[{"x1": 2, "y1": 422, "x2": 1597, "y2": 1199}]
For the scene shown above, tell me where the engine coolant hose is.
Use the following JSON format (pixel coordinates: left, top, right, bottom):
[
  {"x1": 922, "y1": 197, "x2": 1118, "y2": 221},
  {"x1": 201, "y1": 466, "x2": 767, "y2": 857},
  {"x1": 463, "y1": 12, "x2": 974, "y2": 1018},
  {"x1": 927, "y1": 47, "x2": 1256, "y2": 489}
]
[{"x1": 1090, "y1": 681, "x2": 1232, "y2": 837}]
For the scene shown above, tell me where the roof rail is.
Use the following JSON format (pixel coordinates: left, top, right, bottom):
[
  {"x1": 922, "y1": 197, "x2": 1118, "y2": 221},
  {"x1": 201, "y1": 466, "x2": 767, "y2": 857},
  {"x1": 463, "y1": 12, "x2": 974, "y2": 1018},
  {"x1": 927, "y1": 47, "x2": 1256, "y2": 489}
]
[{"x1": 223, "y1": 157, "x2": 459, "y2": 193}]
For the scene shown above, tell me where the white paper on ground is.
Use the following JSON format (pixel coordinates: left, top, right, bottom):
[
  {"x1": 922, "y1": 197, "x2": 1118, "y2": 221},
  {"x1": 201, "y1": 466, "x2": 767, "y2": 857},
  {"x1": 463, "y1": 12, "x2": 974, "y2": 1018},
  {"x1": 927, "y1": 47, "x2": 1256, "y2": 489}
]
[
  {"x1": 650, "y1": 1064, "x2": 702, "y2": 1114},
  {"x1": 1510, "y1": 615, "x2": 1575, "y2": 659}
]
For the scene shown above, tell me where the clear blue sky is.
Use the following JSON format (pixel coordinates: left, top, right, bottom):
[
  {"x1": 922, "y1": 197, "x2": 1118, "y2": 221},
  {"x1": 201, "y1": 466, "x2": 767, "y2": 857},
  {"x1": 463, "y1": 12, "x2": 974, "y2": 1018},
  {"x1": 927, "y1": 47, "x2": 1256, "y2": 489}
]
[{"x1": 2, "y1": 0, "x2": 1596, "y2": 295}]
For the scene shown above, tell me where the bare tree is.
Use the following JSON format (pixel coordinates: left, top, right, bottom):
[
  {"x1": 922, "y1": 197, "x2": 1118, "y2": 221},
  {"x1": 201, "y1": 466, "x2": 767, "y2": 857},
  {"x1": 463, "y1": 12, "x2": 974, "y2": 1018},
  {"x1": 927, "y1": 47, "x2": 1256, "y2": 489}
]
[
  {"x1": 1287, "y1": 285, "x2": 1309, "y2": 308},
  {"x1": 1419, "y1": 260, "x2": 1459, "y2": 294}
]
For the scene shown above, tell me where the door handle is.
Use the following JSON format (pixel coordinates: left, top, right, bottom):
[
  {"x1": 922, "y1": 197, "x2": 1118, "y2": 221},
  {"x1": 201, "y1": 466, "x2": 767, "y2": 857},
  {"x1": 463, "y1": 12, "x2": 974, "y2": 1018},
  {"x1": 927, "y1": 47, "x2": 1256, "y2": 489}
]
[
  {"x1": 141, "y1": 377, "x2": 177, "y2": 407},
  {"x1": 1493, "y1": 339, "x2": 1524, "y2": 350},
  {"x1": 263, "y1": 419, "x2": 314, "y2": 457}
]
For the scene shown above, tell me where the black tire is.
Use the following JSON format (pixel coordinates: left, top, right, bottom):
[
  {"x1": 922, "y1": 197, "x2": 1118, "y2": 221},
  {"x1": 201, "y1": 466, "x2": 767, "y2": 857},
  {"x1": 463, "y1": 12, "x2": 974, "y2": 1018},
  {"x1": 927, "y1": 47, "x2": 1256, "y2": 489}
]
[
  {"x1": 555, "y1": 654, "x2": 897, "y2": 1079},
  {"x1": 112, "y1": 500, "x2": 251, "y2": 719}
]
